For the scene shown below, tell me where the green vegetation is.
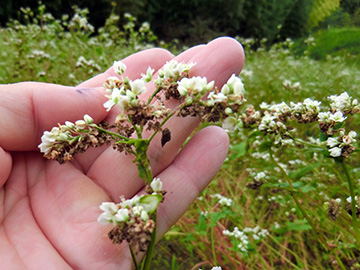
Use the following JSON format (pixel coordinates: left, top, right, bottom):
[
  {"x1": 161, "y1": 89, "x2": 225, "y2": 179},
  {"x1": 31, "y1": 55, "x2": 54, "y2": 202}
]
[
  {"x1": 2, "y1": 4, "x2": 360, "y2": 270},
  {"x1": 308, "y1": 28, "x2": 360, "y2": 61},
  {"x1": 0, "y1": 5, "x2": 157, "y2": 84},
  {"x1": 151, "y1": 39, "x2": 360, "y2": 269}
]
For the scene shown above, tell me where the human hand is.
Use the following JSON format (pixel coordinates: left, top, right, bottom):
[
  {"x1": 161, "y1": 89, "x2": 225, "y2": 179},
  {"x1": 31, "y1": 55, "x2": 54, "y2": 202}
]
[{"x1": 0, "y1": 37, "x2": 244, "y2": 269}]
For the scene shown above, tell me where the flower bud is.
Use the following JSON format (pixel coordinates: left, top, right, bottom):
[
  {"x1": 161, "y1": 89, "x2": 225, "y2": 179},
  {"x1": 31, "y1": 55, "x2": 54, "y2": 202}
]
[{"x1": 84, "y1": 114, "x2": 94, "y2": 124}]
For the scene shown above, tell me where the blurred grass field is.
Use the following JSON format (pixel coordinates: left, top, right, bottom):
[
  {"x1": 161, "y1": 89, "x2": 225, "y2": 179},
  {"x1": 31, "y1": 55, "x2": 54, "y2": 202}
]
[{"x1": 2, "y1": 5, "x2": 360, "y2": 270}]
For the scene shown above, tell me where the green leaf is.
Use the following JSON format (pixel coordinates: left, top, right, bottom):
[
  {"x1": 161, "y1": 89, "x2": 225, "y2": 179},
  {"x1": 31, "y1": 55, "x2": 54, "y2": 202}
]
[
  {"x1": 209, "y1": 211, "x2": 228, "y2": 227},
  {"x1": 286, "y1": 219, "x2": 312, "y2": 231},
  {"x1": 229, "y1": 141, "x2": 247, "y2": 160},
  {"x1": 133, "y1": 139, "x2": 150, "y2": 181},
  {"x1": 300, "y1": 183, "x2": 317, "y2": 193},
  {"x1": 319, "y1": 132, "x2": 329, "y2": 142},
  {"x1": 195, "y1": 214, "x2": 208, "y2": 235},
  {"x1": 288, "y1": 163, "x2": 321, "y2": 180},
  {"x1": 258, "y1": 141, "x2": 272, "y2": 152},
  {"x1": 139, "y1": 194, "x2": 162, "y2": 214}
]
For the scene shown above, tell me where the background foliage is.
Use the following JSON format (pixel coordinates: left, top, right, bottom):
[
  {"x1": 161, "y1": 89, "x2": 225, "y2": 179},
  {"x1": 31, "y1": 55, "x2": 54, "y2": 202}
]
[{"x1": 1, "y1": 0, "x2": 360, "y2": 46}]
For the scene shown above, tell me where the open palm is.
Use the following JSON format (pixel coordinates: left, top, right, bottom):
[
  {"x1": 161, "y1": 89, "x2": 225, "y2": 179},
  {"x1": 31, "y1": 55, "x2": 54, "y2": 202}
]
[{"x1": 0, "y1": 37, "x2": 244, "y2": 270}]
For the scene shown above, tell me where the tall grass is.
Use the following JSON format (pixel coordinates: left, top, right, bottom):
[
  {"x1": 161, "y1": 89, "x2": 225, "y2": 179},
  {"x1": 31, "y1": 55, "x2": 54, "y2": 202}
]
[{"x1": 153, "y1": 39, "x2": 360, "y2": 269}]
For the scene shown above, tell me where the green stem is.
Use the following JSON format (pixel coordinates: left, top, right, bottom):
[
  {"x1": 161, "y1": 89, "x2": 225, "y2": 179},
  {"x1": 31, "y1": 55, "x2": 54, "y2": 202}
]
[
  {"x1": 130, "y1": 246, "x2": 140, "y2": 270},
  {"x1": 291, "y1": 137, "x2": 325, "y2": 149},
  {"x1": 147, "y1": 100, "x2": 195, "y2": 144},
  {"x1": 141, "y1": 212, "x2": 157, "y2": 270},
  {"x1": 147, "y1": 86, "x2": 162, "y2": 105},
  {"x1": 94, "y1": 125, "x2": 129, "y2": 141},
  {"x1": 339, "y1": 158, "x2": 360, "y2": 245},
  {"x1": 210, "y1": 226, "x2": 217, "y2": 265},
  {"x1": 261, "y1": 238, "x2": 303, "y2": 270},
  {"x1": 147, "y1": 111, "x2": 176, "y2": 143},
  {"x1": 269, "y1": 147, "x2": 329, "y2": 250}
]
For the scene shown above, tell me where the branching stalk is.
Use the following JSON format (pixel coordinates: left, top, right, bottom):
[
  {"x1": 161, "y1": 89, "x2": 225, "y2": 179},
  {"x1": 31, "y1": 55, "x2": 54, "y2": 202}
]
[
  {"x1": 269, "y1": 146, "x2": 329, "y2": 251},
  {"x1": 339, "y1": 158, "x2": 360, "y2": 245}
]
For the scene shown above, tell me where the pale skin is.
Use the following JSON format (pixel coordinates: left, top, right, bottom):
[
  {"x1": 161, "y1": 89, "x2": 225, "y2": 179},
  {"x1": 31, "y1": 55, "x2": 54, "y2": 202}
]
[{"x1": 0, "y1": 37, "x2": 244, "y2": 269}]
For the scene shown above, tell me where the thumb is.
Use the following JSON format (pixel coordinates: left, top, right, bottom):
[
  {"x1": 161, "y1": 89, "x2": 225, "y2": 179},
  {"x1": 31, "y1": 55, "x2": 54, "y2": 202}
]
[{"x1": 0, "y1": 82, "x2": 107, "y2": 151}]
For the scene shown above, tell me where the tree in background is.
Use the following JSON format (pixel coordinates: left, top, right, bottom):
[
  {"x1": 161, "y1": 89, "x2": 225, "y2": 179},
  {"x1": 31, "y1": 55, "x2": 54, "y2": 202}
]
[{"x1": 1, "y1": 0, "x2": 356, "y2": 46}]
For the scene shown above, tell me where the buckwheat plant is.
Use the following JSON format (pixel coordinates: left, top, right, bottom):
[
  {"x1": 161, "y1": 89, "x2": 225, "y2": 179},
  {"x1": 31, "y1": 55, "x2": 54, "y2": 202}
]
[
  {"x1": 38, "y1": 60, "x2": 246, "y2": 269},
  {"x1": 239, "y1": 91, "x2": 360, "y2": 247}
]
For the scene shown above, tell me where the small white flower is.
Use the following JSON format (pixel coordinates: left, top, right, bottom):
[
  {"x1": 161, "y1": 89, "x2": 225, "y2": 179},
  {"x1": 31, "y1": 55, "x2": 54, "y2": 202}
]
[
  {"x1": 132, "y1": 205, "x2": 145, "y2": 216},
  {"x1": 99, "y1": 202, "x2": 118, "y2": 214},
  {"x1": 327, "y1": 137, "x2": 339, "y2": 148},
  {"x1": 65, "y1": 121, "x2": 75, "y2": 128},
  {"x1": 114, "y1": 208, "x2": 129, "y2": 222},
  {"x1": 104, "y1": 76, "x2": 121, "y2": 90},
  {"x1": 222, "y1": 116, "x2": 238, "y2": 131},
  {"x1": 225, "y1": 107, "x2": 233, "y2": 115},
  {"x1": 150, "y1": 178, "x2": 163, "y2": 192},
  {"x1": 213, "y1": 194, "x2": 233, "y2": 207},
  {"x1": 97, "y1": 212, "x2": 114, "y2": 225},
  {"x1": 329, "y1": 111, "x2": 346, "y2": 122},
  {"x1": 259, "y1": 102, "x2": 270, "y2": 110},
  {"x1": 349, "y1": 131, "x2": 357, "y2": 139},
  {"x1": 208, "y1": 91, "x2": 227, "y2": 103},
  {"x1": 221, "y1": 74, "x2": 245, "y2": 104},
  {"x1": 318, "y1": 112, "x2": 330, "y2": 122},
  {"x1": 329, "y1": 92, "x2": 351, "y2": 111},
  {"x1": 75, "y1": 120, "x2": 87, "y2": 129},
  {"x1": 303, "y1": 98, "x2": 321, "y2": 112},
  {"x1": 177, "y1": 76, "x2": 214, "y2": 97},
  {"x1": 142, "y1": 66, "x2": 154, "y2": 82},
  {"x1": 129, "y1": 79, "x2": 147, "y2": 96},
  {"x1": 329, "y1": 147, "x2": 342, "y2": 157},
  {"x1": 343, "y1": 131, "x2": 357, "y2": 145},
  {"x1": 254, "y1": 172, "x2": 266, "y2": 181},
  {"x1": 38, "y1": 131, "x2": 56, "y2": 154},
  {"x1": 240, "y1": 69, "x2": 253, "y2": 79},
  {"x1": 113, "y1": 61, "x2": 126, "y2": 75},
  {"x1": 159, "y1": 61, "x2": 195, "y2": 80},
  {"x1": 83, "y1": 114, "x2": 94, "y2": 124},
  {"x1": 211, "y1": 267, "x2": 222, "y2": 270},
  {"x1": 140, "y1": 210, "x2": 149, "y2": 221},
  {"x1": 98, "y1": 202, "x2": 118, "y2": 225}
]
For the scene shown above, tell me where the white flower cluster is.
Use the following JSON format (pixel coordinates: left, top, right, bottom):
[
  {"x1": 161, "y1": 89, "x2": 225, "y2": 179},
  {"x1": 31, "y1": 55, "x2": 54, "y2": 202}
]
[
  {"x1": 223, "y1": 225, "x2": 269, "y2": 253},
  {"x1": 209, "y1": 74, "x2": 246, "y2": 131},
  {"x1": 26, "y1": 49, "x2": 50, "y2": 59},
  {"x1": 282, "y1": 79, "x2": 301, "y2": 90},
  {"x1": 222, "y1": 227, "x2": 249, "y2": 253},
  {"x1": 258, "y1": 112, "x2": 286, "y2": 133},
  {"x1": 178, "y1": 76, "x2": 215, "y2": 101},
  {"x1": 68, "y1": 10, "x2": 94, "y2": 32},
  {"x1": 329, "y1": 92, "x2": 358, "y2": 112},
  {"x1": 215, "y1": 74, "x2": 246, "y2": 106},
  {"x1": 254, "y1": 171, "x2": 267, "y2": 181},
  {"x1": 103, "y1": 61, "x2": 149, "y2": 112},
  {"x1": 290, "y1": 98, "x2": 321, "y2": 119},
  {"x1": 326, "y1": 130, "x2": 357, "y2": 157},
  {"x1": 318, "y1": 111, "x2": 347, "y2": 123},
  {"x1": 38, "y1": 114, "x2": 94, "y2": 155},
  {"x1": 346, "y1": 195, "x2": 360, "y2": 207},
  {"x1": 98, "y1": 178, "x2": 164, "y2": 226},
  {"x1": 155, "y1": 61, "x2": 195, "y2": 84},
  {"x1": 75, "y1": 56, "x2": 101, "y2": 71},
  {"x1": 211, "y1": 193, "x2": 233, "y2": 207}
]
